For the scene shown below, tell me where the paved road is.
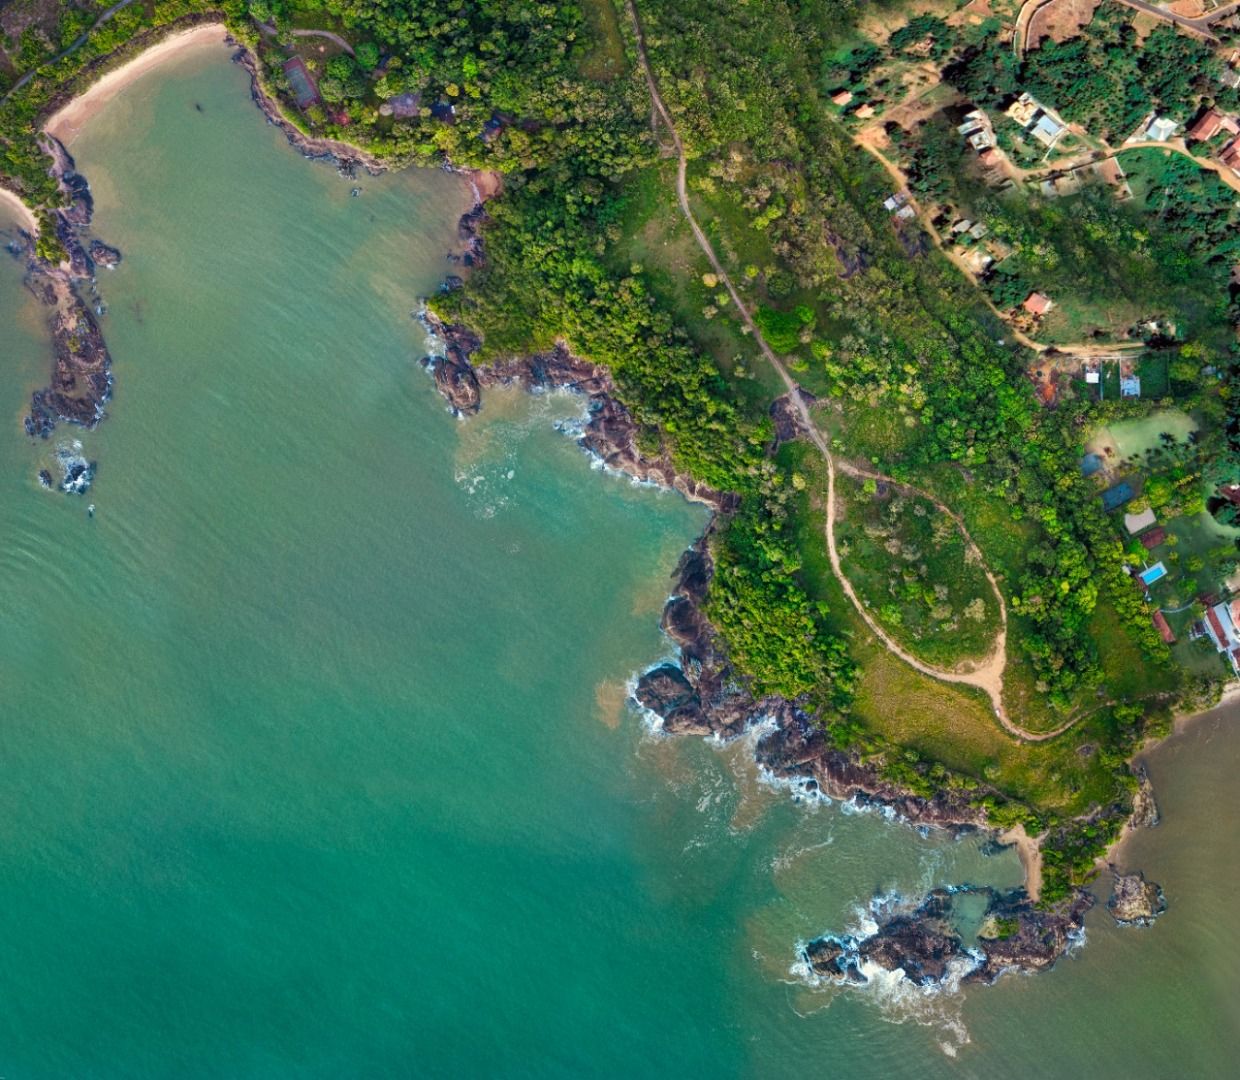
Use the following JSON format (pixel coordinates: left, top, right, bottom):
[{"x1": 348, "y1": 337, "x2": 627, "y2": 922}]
[
  {"x1": 617, "y1": 0, "x2": 1089, "y2": 743},
  {"x1": 1116, "y1": 0, "x2": 1240, "y2": 39},
  {"x1": 1, "y1": 0, "x2": 140, "y2": 105}
]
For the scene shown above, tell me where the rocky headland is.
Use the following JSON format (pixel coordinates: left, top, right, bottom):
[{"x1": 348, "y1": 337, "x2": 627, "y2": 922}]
[
  {"x1": 8, "y1": 135, "x2": 118, "y2": 445},
  {"x1": 421, "y1": 223, "x2": 1167, "y2": 988},
  {"x1": 803, "y1": 886, "x2": 1094, "y2": 988}
]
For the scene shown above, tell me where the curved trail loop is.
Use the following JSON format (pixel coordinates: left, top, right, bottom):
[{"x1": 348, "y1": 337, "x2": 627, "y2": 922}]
[{"x1": 625, "y1": 1, "x2": 1074, "y2": 743}]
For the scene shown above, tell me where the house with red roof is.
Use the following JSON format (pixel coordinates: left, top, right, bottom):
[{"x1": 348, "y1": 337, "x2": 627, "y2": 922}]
[
  {"x1": 1203, "y1": 600, "x2": 1240, "y2": 675},
  {"x1": 1023, "y1": 292, "x2": 1054, "y2": 317}
]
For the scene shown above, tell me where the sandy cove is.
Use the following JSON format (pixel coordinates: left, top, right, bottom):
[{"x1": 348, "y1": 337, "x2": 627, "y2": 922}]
[{"x1": 43, "y1": 23, "x2": 231, "y2": 146}]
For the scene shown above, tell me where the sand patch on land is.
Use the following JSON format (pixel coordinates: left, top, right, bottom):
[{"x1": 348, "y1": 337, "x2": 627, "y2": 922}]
[{"x1": 44, "y1": 23, "x2": 230, "y2": 145}]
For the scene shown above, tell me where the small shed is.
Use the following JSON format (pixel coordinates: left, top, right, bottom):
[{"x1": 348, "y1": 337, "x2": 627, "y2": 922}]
[
  {"x1": 1152, "y1": 610, "x2": 1176, "y2": 644},
  {"x1": 1124, "y1": 506, "x2": 1157, "y2": 535},
  {"x1": 1139, "y1": 526, "x2": 1167, "y2": 549}
]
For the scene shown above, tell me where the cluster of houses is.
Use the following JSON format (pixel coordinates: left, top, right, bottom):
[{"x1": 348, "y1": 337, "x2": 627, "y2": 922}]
[
  {"x1": 1096, "y1": 477, "x2": 1240, "y2": 672},
  {"x1": 832, "y1": 89, "x2": 877, "y2": 121},
  {"x1": 882, "y1": 190, "x2": 917, "y2": 221},
  {"x1": 1082, "y1": 361, "x2": 1141, "y2": 399},
  {"x1": 1187, "y1": 106, "x2": 1240, "y2": 174}
]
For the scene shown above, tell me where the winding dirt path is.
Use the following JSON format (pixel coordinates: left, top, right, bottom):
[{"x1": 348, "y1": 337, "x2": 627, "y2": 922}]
[
  {"x1": 258, "y1": 23, "x2": 356, "y2": 57},
  {"x1": 622, "y1": 1, "x2": 1082, "y2": 743}
]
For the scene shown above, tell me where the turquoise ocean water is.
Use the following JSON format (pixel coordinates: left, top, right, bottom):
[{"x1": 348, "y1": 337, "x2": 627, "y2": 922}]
[{"x1": 1, "y1": 45, "x2": 1238, "y2": 1077}]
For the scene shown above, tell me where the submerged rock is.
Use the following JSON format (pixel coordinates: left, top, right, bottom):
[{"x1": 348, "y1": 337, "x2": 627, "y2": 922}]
[
  {"x1": 1108, "y1": 870, "x2": 1166, "y2": 926},
  {"x1": 55, "y1": 443, "x2": 95, "y2": 495},
  {"x1": 88, "y1": 240, "x2": 122, "y2": 269},
  {"x1": 1130, "y1": 765, "x2": 1160, "y2": 830}
]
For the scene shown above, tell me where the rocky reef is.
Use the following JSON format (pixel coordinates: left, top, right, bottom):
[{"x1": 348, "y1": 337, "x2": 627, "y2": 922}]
[
  {"x1": 803, "y1": 886, "x2": 1094, "y2": 988},
  {"x1": 1107, "y1": 870, "x2": 1166, "y2": 926}
]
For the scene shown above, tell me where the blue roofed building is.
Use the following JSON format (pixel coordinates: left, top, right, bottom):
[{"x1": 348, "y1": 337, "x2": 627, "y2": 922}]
[{"x1": 1101, "y1": 481, "x2": 1134, "y2": 512}]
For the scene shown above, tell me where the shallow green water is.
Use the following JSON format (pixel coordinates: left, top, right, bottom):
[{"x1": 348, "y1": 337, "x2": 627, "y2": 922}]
[{"x1": 1, "y1": 47, "x2": 1238, "y2": 1077}]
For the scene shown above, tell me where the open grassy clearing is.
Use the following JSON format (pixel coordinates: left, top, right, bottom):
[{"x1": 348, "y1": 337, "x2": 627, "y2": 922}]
[
  {"x1": 834, "y1": 469, "x2": 1002, "y2": 668},
  {"x1": 578, "y1": 0, "x2": 627, "y2": 81},
  {"x1": 787, "y1": 445, "x2": 1130, "y2": 816}
]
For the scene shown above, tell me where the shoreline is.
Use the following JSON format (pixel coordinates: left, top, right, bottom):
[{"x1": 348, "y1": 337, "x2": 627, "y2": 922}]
[
  {"x1": 43, "y1": 23, "x2": 232, "y2": 146},
  {"x1": 8, "y1": 11, "x2": 1181, "y2": 990},
  {"x1": 0, "y1": 185, "x2": 38, "y2": 233}
]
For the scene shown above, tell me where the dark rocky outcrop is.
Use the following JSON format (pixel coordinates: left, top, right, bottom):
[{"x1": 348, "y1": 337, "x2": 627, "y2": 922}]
[
  {"x1": 88, "y1": 240, "x2": 122, "y2": 268},
  {"x1": 53, "y1": 442, "x2": 95, "y2": 495},
  {"x1": 804, "y1": 886, "x2": 1093, "y2": 988},
  {"x1": 1107, "y1": 870, "x2": 1166, "y2": 926},
  {"x1": 1130, "y1": 764, "x2": 1160, "y2": 830},
  {"x1": 421, "y1": 315, "x2": 737, "y2": 512},
  {"x1": 9, "y1": 137, "x2": 120, "y2": 444},
  {"x1": 769, "y1": 389, "x2": 815, "y2": 447}
]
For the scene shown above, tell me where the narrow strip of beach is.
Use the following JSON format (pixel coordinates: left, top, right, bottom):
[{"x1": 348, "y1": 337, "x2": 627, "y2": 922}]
[
  {"x1": 43, "y1": 22, "x2": 230, "y2": 146},
  {"x1": 0, "y1": 185, "x2": 37, "y2": 232}
]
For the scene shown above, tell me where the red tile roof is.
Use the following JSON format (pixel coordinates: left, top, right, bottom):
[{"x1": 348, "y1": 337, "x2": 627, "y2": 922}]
[
  {"x1": 1023, "y1": 292, "x2": 1053, "y2": 316},
  {"x1": 1152, "y1": 610, "x2": 1176, "y2": 644},
  {"x1": 1139, "y1": 526, "x2": 1167, "y2": 549},
  {"x1": 1207, "y1": 605, "x2": 1229, "y2": 645},
  {"x1": 1189, "y1": 109, "x2": 1224, "y2": 142}
]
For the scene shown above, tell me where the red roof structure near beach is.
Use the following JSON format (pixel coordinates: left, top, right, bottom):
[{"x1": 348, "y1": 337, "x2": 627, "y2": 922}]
[
  {"x1": 1207, "y1": 605, "x2": 1229, "y2": 645},
  {"x1": 1152, "y1": 610, "x2": 1175, "y2": 644}
]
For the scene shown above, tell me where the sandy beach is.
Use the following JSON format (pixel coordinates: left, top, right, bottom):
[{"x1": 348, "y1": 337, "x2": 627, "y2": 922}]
[
  {"x1": 0, "y1": 186, "x2": 37, "y2": 232},
  {"x1": 43, "y1": 23, "x2": 230, "y2": 145}
]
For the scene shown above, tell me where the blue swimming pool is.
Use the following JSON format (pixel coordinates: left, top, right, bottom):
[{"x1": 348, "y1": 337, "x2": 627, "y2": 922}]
[{"x1": 1139, "y1": 563, "x2": 1168, "y2": 586}]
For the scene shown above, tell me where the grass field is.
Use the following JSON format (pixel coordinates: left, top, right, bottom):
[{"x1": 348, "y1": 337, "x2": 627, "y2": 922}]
[
  {"x1": 787, "y1": 447, "x2": 1136, "y2": 816},
  {"x1": 834, "y1": 469, "x2": 1001, "y2": 668}
]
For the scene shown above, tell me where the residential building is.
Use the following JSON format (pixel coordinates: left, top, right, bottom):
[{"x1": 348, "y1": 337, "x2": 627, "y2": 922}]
[
  {"x1": 1221, "y1": 138, "x2": 1240, "y2": 173},
  {"x1": 1121, "y1": 374, "x2": 1141, "y2": 398},
  {"x1": 1101, "y1": 481, "x2": 1135, "y2": 512},
  {"x1": 831, "y1": 89, "x2": 854, "y2": 108},
  {"x1": 1030, "y1": 112, "x2": 1065, "y2": 147},
  {"x1": 1023, "y1": 291, "x2": 1054, "y2": 316},
  {"x1": 1144, "y1": 116, "x2": 1178, "y2": 142},
  {"x1": 1203, "y1": 600, "x2": 1240, "y2": 675},
  {"x1": 1189, "y1": 108, "x2": 1226, "y2": 141}
]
